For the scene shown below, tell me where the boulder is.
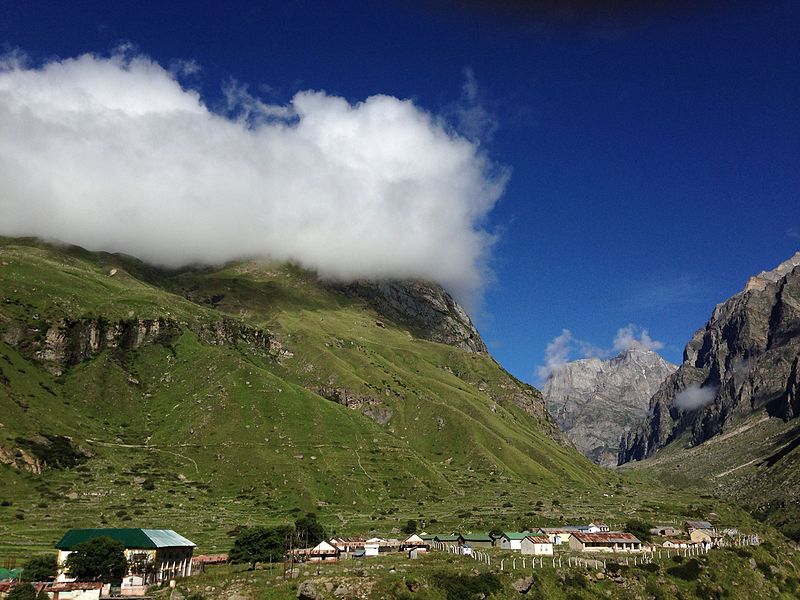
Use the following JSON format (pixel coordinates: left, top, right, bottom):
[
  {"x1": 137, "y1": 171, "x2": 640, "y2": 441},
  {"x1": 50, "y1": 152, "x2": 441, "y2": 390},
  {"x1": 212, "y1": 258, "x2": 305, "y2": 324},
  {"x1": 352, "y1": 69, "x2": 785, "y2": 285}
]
[{"x1": 297, "y1": 579, "x2": 322, "y2": 600}]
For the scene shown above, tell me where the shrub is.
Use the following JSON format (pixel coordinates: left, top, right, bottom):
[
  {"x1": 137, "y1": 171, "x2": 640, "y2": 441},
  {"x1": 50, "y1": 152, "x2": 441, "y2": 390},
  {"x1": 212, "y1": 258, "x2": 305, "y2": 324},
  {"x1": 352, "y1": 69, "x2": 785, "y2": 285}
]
[
  {"x1": 431, "y1": 571, "x2": 502, "y2": 600},
  {"x1": 667, "y1": 558, "x2": 701, "y2": 580},
  {"x1": 22, "y1": 555, "x2": 57, "y2": 581},
  {"x1": 7, "y1": 583, "x2": 39, "y2": 600},
  {"x1": 625, "y1": 518, "x2": 654, "y2": 543},
  {"x1": 64, "y1": 537, "x2": 127, "y2": 582}
]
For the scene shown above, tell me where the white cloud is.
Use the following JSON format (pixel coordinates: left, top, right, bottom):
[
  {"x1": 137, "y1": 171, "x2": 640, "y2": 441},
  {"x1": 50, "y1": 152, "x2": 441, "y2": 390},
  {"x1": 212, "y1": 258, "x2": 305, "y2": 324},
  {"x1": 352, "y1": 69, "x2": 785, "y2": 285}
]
[
  {"x1": 674, "y1": 384, "x2": 717, "y2": 411},
  {"x1": 612, "y1": 324, "x2": 664, "y2": 352},
  {"x1": 536, "y1": 328, "x2": 573, "y2": 381},
  {"x1": 0, "y1": 51, "x2": 508, "y2": 305},
  {"x1": 448, "y1": 67, "x2": 498, "y2": 144},
  {"x1": 536, "y1": 323, "x2": 665, "y2": 383}
]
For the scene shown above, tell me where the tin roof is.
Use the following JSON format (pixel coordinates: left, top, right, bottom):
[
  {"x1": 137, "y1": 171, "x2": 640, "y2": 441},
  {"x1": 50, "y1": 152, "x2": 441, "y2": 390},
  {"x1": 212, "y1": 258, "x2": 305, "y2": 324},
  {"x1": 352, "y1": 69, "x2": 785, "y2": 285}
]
[
  {"x1": 571, "y1": 532, "x2": 642, "y2": 544},
  {"x1": 524, "y1": 535, "x2": 551, "y2": 544},
  {"x1": 434, "y1": 535, "x2": 460, "y2": 542},
  {"x1": 460, "y1": 534, "x2": 494, "y2": 542},
  {"x1": 502, "y1": 531, "x2": 532, "y2": 540},
  {"x1": 55, "y1": 528, "x2": 195, "y2": 550},
  {"x1": 684, "y1": 520, "x2": 714, "y2": 530}
]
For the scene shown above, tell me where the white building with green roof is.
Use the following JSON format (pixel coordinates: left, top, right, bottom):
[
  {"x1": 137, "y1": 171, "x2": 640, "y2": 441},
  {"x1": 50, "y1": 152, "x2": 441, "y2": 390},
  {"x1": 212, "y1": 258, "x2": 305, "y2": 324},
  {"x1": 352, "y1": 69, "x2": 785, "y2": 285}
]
[
  {"x1": 55, "y1": 528, "x2": 196, "y2": 588},
  {"x1": 499, "y1": 531, "x2": 533, "y2": 551}
]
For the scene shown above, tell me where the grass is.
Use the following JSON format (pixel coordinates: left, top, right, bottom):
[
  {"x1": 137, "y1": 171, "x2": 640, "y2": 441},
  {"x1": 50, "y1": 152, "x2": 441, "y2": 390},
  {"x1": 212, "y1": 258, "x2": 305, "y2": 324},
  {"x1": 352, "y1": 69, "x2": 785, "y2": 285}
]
[
  {"x1": 146, "y1": 541, "x2": 800, "y2": 600},
  {"x1": 0, "y1": 235, "x2": 798, "y2": 599}
]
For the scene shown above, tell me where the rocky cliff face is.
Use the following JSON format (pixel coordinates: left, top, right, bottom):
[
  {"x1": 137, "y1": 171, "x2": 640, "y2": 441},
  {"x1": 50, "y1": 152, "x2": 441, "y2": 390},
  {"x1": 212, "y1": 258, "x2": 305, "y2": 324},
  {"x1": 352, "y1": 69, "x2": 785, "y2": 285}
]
[
  {"x1": 543, "y1": 347, "x2": 676, "y2": 467},
  {"x1": 619, "y1": 253, "x2": 800, "y2": 464},
  {"x1": 337, "y1": 279, "x2": 487, "y2": 353},
  {"x1": 1, "y1": 316, "x2": 291, "y2": 375}
]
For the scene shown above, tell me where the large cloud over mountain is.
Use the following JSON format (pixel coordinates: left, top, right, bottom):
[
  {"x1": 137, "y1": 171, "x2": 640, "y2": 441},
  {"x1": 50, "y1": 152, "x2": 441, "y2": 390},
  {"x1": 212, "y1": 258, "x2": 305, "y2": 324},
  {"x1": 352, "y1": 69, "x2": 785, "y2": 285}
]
[{"x1": 0, "y1": 51, "x2": 506, "y2": 304}]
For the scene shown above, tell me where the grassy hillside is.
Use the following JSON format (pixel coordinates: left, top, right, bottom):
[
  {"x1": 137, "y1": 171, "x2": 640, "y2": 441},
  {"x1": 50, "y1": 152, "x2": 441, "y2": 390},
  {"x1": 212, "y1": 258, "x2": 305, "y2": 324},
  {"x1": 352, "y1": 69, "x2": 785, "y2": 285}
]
[
  {"x1": 622, "y1": 409, "x2": 800, "y2": 542},
  {"x1": 2, "y1": 236, "x2": 797, "y2": 600},
  {"x1": 0, "y1": 237, "x2": 606, "y2": 556}
]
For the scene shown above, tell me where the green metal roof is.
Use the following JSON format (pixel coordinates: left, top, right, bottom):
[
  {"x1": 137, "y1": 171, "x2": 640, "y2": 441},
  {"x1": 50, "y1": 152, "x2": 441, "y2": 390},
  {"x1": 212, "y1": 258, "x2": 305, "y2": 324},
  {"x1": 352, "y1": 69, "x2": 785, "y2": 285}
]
[
  {"x1": 433, "y1": 535, "x2": 460, "y2": 542},
  {"x1": 55, "y1": 529, "x2": 195, "y2": 550},
  {"x1": 502, "y1": 531, "x2": 532, "y2": 540},
  {"x1": 460, "y1": 533, "x2": 494, "y2": 542},
  {"x1": 0, "y1": 567, "x2": 23, "y2": 580}
]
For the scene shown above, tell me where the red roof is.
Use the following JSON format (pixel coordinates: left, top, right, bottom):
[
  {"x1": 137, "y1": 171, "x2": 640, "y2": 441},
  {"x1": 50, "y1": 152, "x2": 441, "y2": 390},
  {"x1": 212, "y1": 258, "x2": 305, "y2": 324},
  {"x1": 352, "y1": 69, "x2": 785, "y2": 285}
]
[
  {"x1": 571, "y1": 532, "x2": 642, "y2": 544},
  {"x1": 192, "y1": 554, "x2": 228, "y2": 564},
  {"x1": 524, "y1": 535, "x2": 551, "y2": 544}
]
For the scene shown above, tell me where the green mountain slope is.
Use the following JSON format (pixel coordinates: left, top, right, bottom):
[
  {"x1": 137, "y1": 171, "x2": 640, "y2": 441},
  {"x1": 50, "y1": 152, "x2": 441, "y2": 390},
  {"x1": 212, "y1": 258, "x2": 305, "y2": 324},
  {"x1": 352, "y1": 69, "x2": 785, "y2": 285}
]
[{"x1": 0, "y1": 237, "x2": 603, "y2": 555}]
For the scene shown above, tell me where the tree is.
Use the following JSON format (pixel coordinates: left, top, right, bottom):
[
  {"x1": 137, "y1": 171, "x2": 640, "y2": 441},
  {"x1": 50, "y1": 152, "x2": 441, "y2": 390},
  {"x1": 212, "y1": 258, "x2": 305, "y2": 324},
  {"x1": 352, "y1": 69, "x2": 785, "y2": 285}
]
[
  {"x1": 625, "y1": 519, "x2": 653, "y2": 543},
  {"x1": 64, "y1": 537, "x2": 127, "y2": 582},
  {"x1": 21, "y1": 555, "x2": 57, "y2": 582},
  {"x1": 229, "y1": 525, "x2": 293, "y2": 570},
  {"x1": 294, "y1": 512, "x2": 325, "y2": 547},
  {"x1": 7, "y1": 583, "x2": 42, "y2": 600},
  {"x1": 402, "y1": 520, "x2": 418, "y2": 535}
]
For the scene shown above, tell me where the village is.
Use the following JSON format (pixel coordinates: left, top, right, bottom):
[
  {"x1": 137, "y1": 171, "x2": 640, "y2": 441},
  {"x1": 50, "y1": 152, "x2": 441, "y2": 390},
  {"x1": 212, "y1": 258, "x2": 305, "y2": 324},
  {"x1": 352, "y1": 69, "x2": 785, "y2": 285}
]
[{"x1": 0, "y1": 518, "x2": 760, "y2": 599}]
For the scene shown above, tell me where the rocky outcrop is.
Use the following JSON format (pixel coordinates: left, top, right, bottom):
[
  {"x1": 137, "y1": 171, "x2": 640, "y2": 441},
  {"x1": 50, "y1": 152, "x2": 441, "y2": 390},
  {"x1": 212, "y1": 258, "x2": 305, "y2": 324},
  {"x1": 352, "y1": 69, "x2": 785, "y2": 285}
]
[
  {"x1": 619, "y1": 253, "x2": 800, "y2": 464},
  {"x1": 337, "y1": 280, "x2": 487, "y2": 353},
  {"x1": 2, "y1": 316, "x2": 291, "y2": 374},
  {"x1": 543, "y1": 347, "x2": 676, "y2": 467},
  {"x1": 316, "y1": 386, "x2": 393, "y2": 425}
]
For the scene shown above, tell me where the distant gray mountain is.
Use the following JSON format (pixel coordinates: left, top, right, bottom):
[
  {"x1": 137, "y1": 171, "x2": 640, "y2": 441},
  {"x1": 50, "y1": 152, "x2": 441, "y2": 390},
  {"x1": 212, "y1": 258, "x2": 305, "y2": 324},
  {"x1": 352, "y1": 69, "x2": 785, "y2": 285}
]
[{"x1": 543, "y1": 347, "x2": 677, "y2": 467}]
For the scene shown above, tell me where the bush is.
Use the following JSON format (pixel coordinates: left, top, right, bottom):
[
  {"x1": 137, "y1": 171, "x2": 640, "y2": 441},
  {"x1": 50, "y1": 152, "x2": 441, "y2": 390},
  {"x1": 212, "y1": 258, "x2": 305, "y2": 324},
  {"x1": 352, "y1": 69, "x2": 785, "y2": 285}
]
[
  {"x1": 229, "y1": 525, "x2": 293, "y2": 570},
  {"x1": 431, "y1": 572, "x2": 502, "y2": 600},
  {"x1": 625, "y1": 518, "x2": 653, "y2": 542},
  {"x1": 401, "y1": 519, "x2": 418, "y2": 535},
  {"x1": 22, "y1": 555, "x2": 57, "y2": 581},
  {"x1": 667, "y1": 558, "x2": 701, "y2": 581},
  {"x1": 7, "y1": 583, "x2": 37, "y2": 600},
  {"x1": 64, "y1": 537, "x2": 127, "y2": 582}
]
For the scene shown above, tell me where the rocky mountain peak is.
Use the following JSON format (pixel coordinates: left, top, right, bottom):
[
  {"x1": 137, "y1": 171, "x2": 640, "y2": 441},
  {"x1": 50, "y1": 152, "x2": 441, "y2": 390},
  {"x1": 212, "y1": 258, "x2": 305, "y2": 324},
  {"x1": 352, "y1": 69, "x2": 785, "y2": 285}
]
[
  {"x1": 744, "y1": 251, "x2": 800, "y2": 292},
  {"x1": 543, "y1": 347, "x2": 677, "y2": 467},
  {"x1": 335, "y1": 279, "x2": 487, "y2": 353},
  {"x1": 620, "y1": 253, "x2": 800, "y2": 465}
]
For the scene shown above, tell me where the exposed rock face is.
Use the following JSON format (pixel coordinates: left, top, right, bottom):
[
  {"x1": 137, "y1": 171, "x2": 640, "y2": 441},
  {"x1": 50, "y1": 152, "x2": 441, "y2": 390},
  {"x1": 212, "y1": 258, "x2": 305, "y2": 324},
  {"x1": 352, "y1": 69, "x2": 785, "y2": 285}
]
[
  {"x1": 619, "y1": 253, "x2": 800, "y2": 464},
  {"x1": 2, "y1": 316, "x2": 290, "y2": 374},
  {"x1": 316, "y1": 386, "x2": 393, "y2": 425},
  {"x1": 543, "y1": 347, "x2": 676, "y2": 467},
  {"x1": 337, "y1": 280, "x2": 487, "y2": 353}
]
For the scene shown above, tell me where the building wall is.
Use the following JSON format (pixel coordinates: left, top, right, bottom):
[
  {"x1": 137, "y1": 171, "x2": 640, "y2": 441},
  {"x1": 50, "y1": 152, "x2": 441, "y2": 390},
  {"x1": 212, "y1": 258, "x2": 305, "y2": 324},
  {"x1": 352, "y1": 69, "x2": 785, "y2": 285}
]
[
  {"x1": 520, "y1": 540, "x2": 553, "y2": 555},
  {"x1": 499, "y1": 538, "x2": 522, "y2": 550}
]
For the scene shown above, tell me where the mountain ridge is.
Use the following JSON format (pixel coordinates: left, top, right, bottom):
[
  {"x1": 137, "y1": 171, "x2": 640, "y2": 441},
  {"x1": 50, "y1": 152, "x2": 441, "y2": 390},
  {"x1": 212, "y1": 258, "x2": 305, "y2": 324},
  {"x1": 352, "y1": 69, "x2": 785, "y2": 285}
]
[{"x1": 543, "y1": 346, "x2": 676, "y2": 467}]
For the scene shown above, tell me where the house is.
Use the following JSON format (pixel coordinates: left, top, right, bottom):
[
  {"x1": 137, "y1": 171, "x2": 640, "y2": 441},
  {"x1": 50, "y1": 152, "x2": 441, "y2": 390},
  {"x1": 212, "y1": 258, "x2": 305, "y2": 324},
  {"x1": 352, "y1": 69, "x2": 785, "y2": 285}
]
[
  {"x1": 588, "y1": 522, "x2": 610, "y2": 532},
  {"x1": 1, "y1": 582, "x2": 103, "y2": 600},
  {"x1": 662, "y1": 540, "x2": 693, "y2": 549},
  {"x1": 43, "y1": 581, "x2": 104, "y2": 600},
  {"x1": 307, "y1": 541, "x2": 339, "y2": 562},
  {"x1": 331, "y1": 537, "x2": 366, "y2": 553},
  {"x1": 364, "y1": 538, "x2": 383, "y2": 556},
  {"x1": 538, "y1": 527, "x2": 582, "y2": 545},
  {"x1": 520, "y1": 535, "x2": 553, "y2": 556},
  {"x1": 650, "y1": 526, "x2": 681, "y2": 537},
  {"x1": 568, "y1": 532, "x2": 643, "y2": 553},
  {"x1": 401, "y1": 534, "x2": 429, "y2": 551},
  {"x1": 684, "y1": 520, "x2": 715, "y2": 534},
  {"x1": 458, "y1": 534, "x2": 495, "y2": 549},
  {"x1": 433, "y1": 535, "x2": 460, "y2": 546},
  {"x1": 55, "y1": 528, "x2": 195, "y2": 588},
  {"x1": 498, "y1": 532, "x2": 531, "y2": 551},
  {"x1": 689, "y1": 529, "x2": 720, "y2": 546}
]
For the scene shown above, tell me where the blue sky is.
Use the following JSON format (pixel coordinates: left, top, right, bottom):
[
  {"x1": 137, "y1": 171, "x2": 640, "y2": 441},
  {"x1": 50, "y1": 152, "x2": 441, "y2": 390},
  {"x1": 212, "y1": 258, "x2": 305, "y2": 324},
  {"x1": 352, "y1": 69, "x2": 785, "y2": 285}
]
[{"x1": 1, "y1": 1, "x2": 798, "y2": 384}]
